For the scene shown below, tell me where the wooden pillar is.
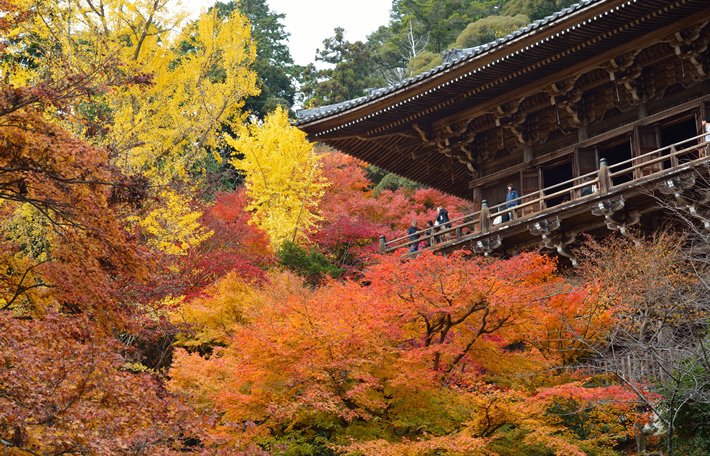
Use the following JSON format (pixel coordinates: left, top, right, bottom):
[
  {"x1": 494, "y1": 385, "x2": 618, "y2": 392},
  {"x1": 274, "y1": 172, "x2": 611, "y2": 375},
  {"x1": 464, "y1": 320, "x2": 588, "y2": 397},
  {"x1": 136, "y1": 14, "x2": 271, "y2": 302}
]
[
  {"x1": 524, "y1": 145, "x2": 533, "y2": 162},
  {"x1": 471, "y1": 186, "x2": 483, "y2": 233},
  {"x1": 379, "y1": 235, "x2": 386, "y2": 254},
  {"x1": 472, "y1": 186, "x2": 483, "y2": 212},
  {"x1": 578, "y1": 124, "x2": 589, "y2": 142},
  {"x1": 638, "y1": 102, "x2": 649, "y2": 119},
  {"x1": 598, "y1": 158, "x2": 610, "y2": 195},
  {"x1": 480, "y1": 200, "x2": 490, "y2": 233}
]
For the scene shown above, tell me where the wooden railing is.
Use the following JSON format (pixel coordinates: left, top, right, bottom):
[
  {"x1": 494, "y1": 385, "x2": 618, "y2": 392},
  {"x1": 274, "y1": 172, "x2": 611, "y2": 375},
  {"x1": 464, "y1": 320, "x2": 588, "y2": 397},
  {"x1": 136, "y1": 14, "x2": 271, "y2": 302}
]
[
  {"x1": 380, "y1": 132, "x2": 710, "y2": 254},
  {"x1": 585, "y1": 354, "x2": 670, "y2": 382}
]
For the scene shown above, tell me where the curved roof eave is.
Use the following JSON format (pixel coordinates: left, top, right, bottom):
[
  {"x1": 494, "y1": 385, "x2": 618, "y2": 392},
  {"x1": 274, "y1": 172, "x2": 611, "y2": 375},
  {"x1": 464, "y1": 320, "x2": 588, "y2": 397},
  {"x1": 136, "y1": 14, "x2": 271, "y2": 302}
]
[{"x1": 294, "y1": 0, "x2": 600, "y2": 127}]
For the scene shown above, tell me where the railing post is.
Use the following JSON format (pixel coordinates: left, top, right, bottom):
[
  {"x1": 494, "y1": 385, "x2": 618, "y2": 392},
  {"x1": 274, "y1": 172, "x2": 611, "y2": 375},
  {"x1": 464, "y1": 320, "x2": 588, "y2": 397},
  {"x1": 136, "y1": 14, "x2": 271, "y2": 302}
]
[
  {"x1": 480, "y1": 200, "x2": 490, "y2": 233},
  {"x1": 598, "y1": 158, "x2": 610, "y2": 195},
  {"x1": 379, "y1": 235, "x2": 386, "y2": 254},
  {"x1": 670, "y1": 145, "x2": 678, "y2": 168}
]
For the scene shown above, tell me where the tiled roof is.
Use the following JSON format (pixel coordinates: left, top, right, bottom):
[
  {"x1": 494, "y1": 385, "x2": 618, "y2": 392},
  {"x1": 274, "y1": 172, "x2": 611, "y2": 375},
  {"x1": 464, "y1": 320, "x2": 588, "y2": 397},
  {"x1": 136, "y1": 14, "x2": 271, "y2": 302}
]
[{"x1": 295, "y1": 0, "x2": 599, "y2": 125}]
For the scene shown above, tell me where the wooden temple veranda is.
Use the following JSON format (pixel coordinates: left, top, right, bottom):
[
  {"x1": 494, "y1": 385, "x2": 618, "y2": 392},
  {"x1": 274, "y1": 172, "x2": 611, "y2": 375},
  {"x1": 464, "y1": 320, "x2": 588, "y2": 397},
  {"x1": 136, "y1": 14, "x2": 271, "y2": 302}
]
[{"x1": 295, "y1": 0, "x2": 710, "y2": 264}]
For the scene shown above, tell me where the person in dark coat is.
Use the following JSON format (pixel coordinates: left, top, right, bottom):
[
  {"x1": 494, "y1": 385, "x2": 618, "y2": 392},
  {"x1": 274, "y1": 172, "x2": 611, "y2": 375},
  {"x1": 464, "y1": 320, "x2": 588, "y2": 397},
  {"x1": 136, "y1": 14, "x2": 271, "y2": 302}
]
[
  {"x1": 498, "y1": 203, "x2": 509, "y2": 223},
  {"x1": 407, "y1": 220, "x2": 420, "y2": 252},
  {"x1": 435, "y1": 206, "x2": 452, "y2": 241},
  {"x1": 505, "y1": 183, "x2": 518, "y2": 221}
]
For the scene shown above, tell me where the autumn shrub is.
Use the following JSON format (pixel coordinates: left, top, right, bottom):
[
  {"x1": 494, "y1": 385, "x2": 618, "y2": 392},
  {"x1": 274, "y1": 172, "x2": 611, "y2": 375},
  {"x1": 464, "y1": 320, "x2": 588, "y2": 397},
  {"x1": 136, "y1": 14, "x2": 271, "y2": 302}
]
[
  {"x1": 277, "y1": 241, "x2": 344, "y2": 286},
  {"x1": 169, "y1": 251, "x2": 638, "y2": 455},
  {"x1": 671, "y1": 435, "x2": 710, "y2": 456},
  {"x1": 486, "y1": 427, "x2": 622, "y2": 456},
  {"x1": 372, "y1": 173, "x2": 422, "y2": 197},
  {"x1": 546, "y1": 398, "x2": 629, "y2": 444},
  {"x1": 0, "y1": 312, "x2": 204, "y2": 455},
  {"x1": 573, "y1": 232, "x2": 710, "y2": 456}
]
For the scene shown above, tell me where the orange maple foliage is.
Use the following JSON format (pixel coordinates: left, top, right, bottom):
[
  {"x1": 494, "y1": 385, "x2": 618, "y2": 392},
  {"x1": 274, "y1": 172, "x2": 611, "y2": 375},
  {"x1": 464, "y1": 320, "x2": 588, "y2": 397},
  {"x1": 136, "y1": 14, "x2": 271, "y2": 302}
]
[
  {"x1": 312, "y1": 152, "x2": 382, "y2": 268},
  {"x1": 0, "y1": 312, "x2": 206, "y2": 456},
  {"x1": 170, "y1": 250, "x2": 636, "y2": 455},
  {"x1": 0, "y1": 0, "x2": 157, "y2": 323},
  {"x1": 0, "y1": 4, "x2": 206, "y2": 454}
]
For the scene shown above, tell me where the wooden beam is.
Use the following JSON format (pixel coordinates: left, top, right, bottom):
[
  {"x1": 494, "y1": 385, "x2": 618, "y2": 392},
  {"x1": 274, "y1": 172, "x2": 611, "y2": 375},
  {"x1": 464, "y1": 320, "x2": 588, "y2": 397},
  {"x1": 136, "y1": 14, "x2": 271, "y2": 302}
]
[
  {"x1": 316, "y1": 130, "x2": 415, "y2": 142},
  {"x1": 391, "y1": 135, "x2": 423, "y2": 151},
  {"x1": 412, "y1": 146, "x2": 436, "y2": 159},
  {"x1": 432, "y1": 5, "x2": 710, "y2": 130},
  {"x1": 298, "y1": 0, "x2": 636, "y2": 134},
  {"x1": 466, "y1": 94, "x2": 708, "y2": 190}
]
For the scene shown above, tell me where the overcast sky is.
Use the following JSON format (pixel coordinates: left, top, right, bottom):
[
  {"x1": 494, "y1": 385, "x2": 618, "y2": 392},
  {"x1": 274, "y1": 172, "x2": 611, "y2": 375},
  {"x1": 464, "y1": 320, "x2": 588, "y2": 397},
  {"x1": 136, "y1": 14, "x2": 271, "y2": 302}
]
[{"x1": 181, "y1": 0, "x2": 393, "y2": 66}]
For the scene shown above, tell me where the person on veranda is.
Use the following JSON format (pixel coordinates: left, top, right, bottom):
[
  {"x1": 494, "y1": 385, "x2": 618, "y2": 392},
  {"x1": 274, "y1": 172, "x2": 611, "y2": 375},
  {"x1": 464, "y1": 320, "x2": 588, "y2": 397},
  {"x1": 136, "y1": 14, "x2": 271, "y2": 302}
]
[
  {"x1": 435, "y1": 206, "x2": 452, "y2": 241},
  {"x1": 504, "y1": 183, "x2": 518, "y2": 221},
  {"x1": 407, "y1": 220, "x2": 421, "y2": 253},
  {"x1": 581, "y1": 176, "x2": 597, "y2": 197}
]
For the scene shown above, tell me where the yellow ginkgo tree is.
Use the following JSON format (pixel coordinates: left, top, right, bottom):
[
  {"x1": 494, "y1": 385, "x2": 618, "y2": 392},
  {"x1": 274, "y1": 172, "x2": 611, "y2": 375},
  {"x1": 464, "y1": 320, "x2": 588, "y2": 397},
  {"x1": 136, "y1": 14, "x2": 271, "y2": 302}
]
[
  {"x1": 127, "y1": 189, "x2": 213, "y2": 256},
  {"x1": 227, "y1": 108, "x2": 329, "y2": 249},
  {"x1": 8, "y1": 0, "x2": 264, "y2": 261},
  {"x1": 13, "y1": 0, "x2": 259, "y2": 185},
  {"x1": 107, "y1": 6, "x2": 260, "y2": 185}
]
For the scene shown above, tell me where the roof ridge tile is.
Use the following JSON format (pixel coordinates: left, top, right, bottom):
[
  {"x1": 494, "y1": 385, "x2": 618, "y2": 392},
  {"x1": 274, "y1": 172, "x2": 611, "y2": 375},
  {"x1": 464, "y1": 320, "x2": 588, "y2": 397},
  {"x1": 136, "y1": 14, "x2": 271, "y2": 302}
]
[{"x1": 295, "y1": 0, "x2": 605, "y2": 124}]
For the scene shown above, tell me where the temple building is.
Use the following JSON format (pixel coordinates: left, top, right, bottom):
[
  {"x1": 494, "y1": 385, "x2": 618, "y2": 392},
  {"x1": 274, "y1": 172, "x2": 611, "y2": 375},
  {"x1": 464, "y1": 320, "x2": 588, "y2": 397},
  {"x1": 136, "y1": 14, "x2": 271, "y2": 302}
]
[{"x1": 295, "y1": 0, "x2": 710, "y2": 264}]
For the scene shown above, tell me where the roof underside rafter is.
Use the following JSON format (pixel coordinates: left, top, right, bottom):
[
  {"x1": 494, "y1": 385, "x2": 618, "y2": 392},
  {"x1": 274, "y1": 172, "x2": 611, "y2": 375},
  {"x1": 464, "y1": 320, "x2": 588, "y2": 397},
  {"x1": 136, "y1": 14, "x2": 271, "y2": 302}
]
[{"x1": 295, "y1": 0, "x2": 710, "y2": 200}]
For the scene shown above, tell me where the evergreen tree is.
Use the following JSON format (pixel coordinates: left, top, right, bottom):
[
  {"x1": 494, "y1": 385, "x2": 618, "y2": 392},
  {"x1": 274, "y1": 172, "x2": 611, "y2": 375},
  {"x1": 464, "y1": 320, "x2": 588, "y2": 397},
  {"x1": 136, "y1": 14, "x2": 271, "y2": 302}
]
[
  {"x1": 210, "y1": 0, "x2": 296, "y2": 118},
  {"x1": 300, "y1": 27, "x2": 385, "y2": 107}
]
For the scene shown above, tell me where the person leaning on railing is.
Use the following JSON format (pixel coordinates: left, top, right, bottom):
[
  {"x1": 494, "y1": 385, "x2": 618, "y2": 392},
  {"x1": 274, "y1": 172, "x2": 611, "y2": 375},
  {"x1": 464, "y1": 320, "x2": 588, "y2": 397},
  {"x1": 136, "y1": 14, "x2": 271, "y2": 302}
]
[
  {"x1": 407, "y1": 220, "x2": 421, "y2": 253},
  {"x1": 435, "y1": 206, "x2": 452, "y2": 241},
  {"x1": 703, "y1": 116, "x2": 710, "y2": 154},
  {"x1": 504, "y1": 184, "x2": 518, "y2": 221}
]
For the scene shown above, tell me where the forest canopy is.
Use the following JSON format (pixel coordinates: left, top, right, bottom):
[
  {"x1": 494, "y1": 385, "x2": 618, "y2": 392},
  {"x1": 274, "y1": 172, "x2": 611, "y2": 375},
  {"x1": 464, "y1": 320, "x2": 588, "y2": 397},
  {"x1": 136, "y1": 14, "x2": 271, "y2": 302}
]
[{"x1": 3, "y1": 0, "x2": 710, "y2": 455}]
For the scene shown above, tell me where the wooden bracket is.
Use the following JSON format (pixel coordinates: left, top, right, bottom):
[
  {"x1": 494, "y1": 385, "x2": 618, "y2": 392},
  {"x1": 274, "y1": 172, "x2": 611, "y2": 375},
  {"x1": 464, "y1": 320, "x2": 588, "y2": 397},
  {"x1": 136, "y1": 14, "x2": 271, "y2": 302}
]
[
  {"x1": 658, "y1": 173, "x2": 696, "y2": 204},
  {"x1": 666, "y1": 22, "x2": 710, "y2": 79},
  {"x1": 412, "y1": 123, "x2": 436, "y2": 146},
  {"x1": 591, "y1": 196, "x2": 626, "y2": 217},
  {"x1": 592, "y1": 197, "x2": 641, "y2": 245},
  {"x1": 528, "y1": 217, "x2": 578, "y2": 266},
  {"x1": 602, "y1": 49, "x2": 656, "y2": 103},
  {"x1": 472, "y1": 235, "x2": 502, "y2": 256},
  {"x1": 660, "y1": 174, "x2": 710, "y2": 231}
]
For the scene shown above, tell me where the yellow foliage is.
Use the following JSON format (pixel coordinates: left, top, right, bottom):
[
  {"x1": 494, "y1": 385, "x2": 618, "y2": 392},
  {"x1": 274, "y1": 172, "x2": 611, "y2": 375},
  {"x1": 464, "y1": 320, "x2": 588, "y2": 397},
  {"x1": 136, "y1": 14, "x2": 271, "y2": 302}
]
[
  {"x1": 1, "y1": 202, "x2": 52, "y2": 263},
  {"x1": 0, "y1": 202, "x2": 56, "y2": 314},
  {"x1": 108, "y1": 7, "x2": 259, "y2": 184},
  {"x1": 339, "y1": 433, "x2": 487, "y2": 456},
  {"x1": 170, "y1": 271, "x2": 257, "y2": 347},
  {"x1": 124, "y1": 361, "x2": 151, "y2": 372},
  {"x1": 11, "y1": 0, "x2": 259, "y2": 185},
  {"x1": 128, "y1": 190, "x2": 212, "y2": 255},
  {"x1": 226, "y1": 107, "x2": 329, "y2": 248}
]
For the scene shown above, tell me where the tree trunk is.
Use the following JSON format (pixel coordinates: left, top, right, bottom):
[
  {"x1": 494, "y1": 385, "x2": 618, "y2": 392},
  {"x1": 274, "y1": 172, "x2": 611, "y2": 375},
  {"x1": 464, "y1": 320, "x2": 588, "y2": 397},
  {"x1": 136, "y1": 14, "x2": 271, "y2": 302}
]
[
  {"x1": 667, "y1": 404, "x2": 674, "y2": 456},
  {"x1": 634, "y1": 404, "x2": 647, "y2": 454}
]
